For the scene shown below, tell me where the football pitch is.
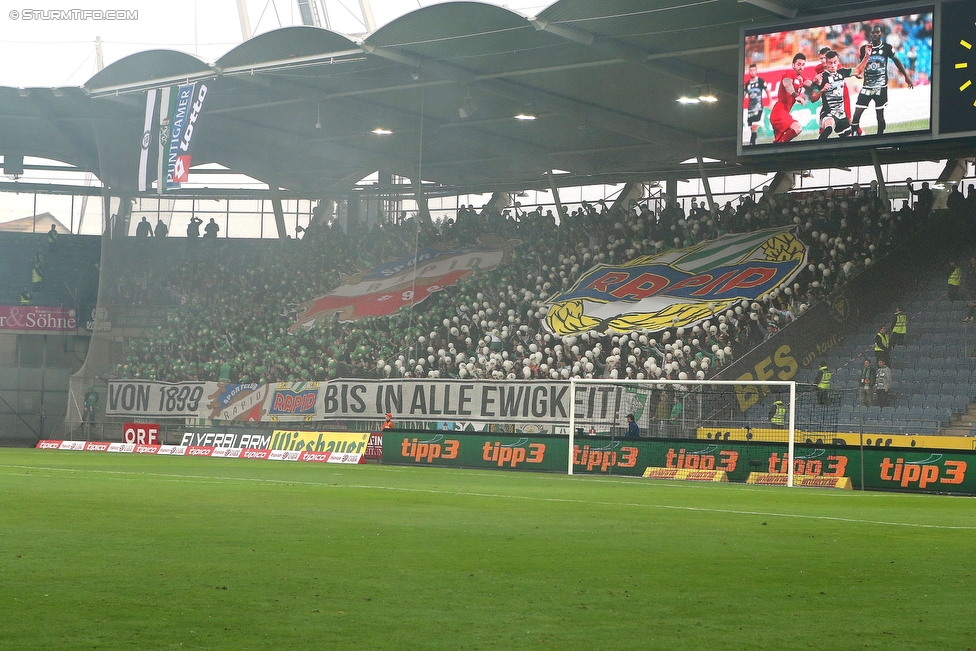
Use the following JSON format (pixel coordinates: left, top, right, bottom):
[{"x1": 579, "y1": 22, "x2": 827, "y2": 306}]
[{"x1": 3, "y1": 449, "x2": 974, "y2": 650}]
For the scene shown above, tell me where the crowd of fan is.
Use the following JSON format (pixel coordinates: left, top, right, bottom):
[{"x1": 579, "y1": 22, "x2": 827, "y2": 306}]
[{"x1": 113, "y1": 181, "x2": 923, "y2": 385}]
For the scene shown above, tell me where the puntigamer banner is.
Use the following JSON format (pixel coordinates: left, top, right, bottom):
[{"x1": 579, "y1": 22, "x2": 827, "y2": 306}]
[
  {"x1": 107, "y1": 379, "x2": 643, "y2": 425},
  {"x1": 545, "y1": 227, "x2": 807, "y2": 335}
]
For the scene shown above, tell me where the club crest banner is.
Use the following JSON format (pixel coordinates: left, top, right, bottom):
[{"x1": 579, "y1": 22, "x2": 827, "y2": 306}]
[
  {"x1": 290, "y1": 239, "x2": 517, "y2": 330},
  {"x1": 545, "y1": 227, "x2": 807, "y2": 335}
]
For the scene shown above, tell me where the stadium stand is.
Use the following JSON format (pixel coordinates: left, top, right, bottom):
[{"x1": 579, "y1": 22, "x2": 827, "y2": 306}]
[
  {"x1": 821, "y1": 268, "x2": 976, "y2": 435},
  {"x1": 107, "y1": 182, "x2": 919, "y2": 391},
  {"x1": 0, "y1": 233, "x2": 99, "y2": 308}
]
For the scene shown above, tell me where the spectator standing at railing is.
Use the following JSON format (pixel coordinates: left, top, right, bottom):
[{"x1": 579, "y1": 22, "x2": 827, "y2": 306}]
[
  {"x1": 19, "y1": 286, "x2": 30, "y2": 306},
  {"x1": 47, "y1": 223, "x2": 59, "y2": 252},
  {"x1": 154, "y1": 219, "x2": 169, "y2": 238},
  {"x1": 625, "y1": 413, "x2": 640, "y2": 438},
  {"x1": 186, "y1": 216, "x2": 202, "y2": 239},
  {"x1": 947, "y1": 183, "x2": 966, "y2": 213},
  {"x1": 907, "y1": 180, "x2": 934, "y2": 217},
  {"x1": 83, "y1": 386, "x2": 98, "y2": 423},
  {"x1": 875, "y1": 359, "x2": 892, "y2": 408},
  {"x1": 966, "y1": 257, "x2": 976, "y2": 323},
  {"x1": 858, "y1": 358, "x2": 876, "y2": 407},
  {"x1": 135, "y1": 217, "x2": 153, "y2": 237}
]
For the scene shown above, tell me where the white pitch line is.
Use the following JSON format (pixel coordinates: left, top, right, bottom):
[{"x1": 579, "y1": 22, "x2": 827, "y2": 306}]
[{"x1": 3, "y1": 462, "x2": 975, "y2": 530}]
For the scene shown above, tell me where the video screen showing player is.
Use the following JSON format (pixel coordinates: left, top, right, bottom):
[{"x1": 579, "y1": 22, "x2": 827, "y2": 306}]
[
  {"x1": 768, "y1": 53, "x2": 811, "y2": 144},
  {"x1": 851, "y1": 23, "x2": 915, "y2": 136},
  {"x1": 811, "y1": 50, "x2": 859, "y2": 139},
  {"x1": 744, "y1": 63, "x2": 769, "y2": 145},
  {"x1": 741, "y1": 9, "x2": 932, "y2": 148}
]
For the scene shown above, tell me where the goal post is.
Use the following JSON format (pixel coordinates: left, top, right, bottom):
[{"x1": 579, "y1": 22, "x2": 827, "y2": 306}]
[{"x1": 567, "y1": 378, "x2": 803, "y2": 486}]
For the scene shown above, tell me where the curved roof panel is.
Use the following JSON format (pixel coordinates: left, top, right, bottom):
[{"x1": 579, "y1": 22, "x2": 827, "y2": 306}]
[
  {"x1": 0, "y1": 0, "x2": 966, "y2": 200},
  {"x1": 85, "y1": 50, "x2": 213, "y2": 91},
  {"x1": 366, "y1": 2, "x2": 543, "y2": 62},
  {"x1": 216, "y1": 26, "x2": 361, "y2": 69}
]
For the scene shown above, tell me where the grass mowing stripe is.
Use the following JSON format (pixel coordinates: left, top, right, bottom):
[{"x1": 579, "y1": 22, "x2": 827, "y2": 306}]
[
  {"x1": 3, "y1": 461, "x2": 974, "y2": 531},
  {"x1": 5, "y1": 450, "x2": 975, "y2": 651}
]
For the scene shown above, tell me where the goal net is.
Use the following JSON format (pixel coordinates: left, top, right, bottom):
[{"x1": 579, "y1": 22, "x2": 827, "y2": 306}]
[{"x1": 567, "y1": 378, "x2": 824, "y2": 487}]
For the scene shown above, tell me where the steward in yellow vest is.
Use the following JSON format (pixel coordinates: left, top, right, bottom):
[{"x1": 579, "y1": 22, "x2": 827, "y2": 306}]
[
  {"x1": 769, "y1": 400, "x2": 786, "y2": 427},
  {"x1": 892, "y1": 307, "x2": 907, "y2": 346},
  {"x1": 815, "y1": 364, "x2": 832, "y2": 406},
  {"x1": 949, "y1": 261, "x2": 962, "y2": 301},
  {"x1": 874, "y1": 325, "x2": 891, "y2": 368}
]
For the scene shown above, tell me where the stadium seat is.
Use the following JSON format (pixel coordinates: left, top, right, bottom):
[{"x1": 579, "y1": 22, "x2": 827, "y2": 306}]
[{"x1": 921, "y1": 407, "x2": 949, "y2": 427}]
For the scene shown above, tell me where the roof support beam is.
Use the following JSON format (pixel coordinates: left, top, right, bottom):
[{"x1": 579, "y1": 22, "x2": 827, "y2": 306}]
[
  {"x1": 737, "y1": 0, "x2": 797, "y2": 19},
  {"x1": 227, "y1": 73, "x2": 556, "y2": 175},
  {"x1": 531, "y1": 19, "x2": 737, "y2": 96},
  {"x1": 363, "y1": 43, "x2": 702, "y2": 150},
  {"x1": 268, "y1": 184, "x2": 289, "y2": 239}
]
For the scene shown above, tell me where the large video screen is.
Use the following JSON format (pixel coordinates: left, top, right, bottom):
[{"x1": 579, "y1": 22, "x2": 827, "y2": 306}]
[
  {"x1": 740, "y1": 8, "x2": 933, "y2": 152},
  {"x1": 939, "y1": 0, "x2": 976, "y2": 135}
]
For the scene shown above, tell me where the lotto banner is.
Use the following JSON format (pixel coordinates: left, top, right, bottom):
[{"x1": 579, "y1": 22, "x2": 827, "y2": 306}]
[
  {"x1": 289, "y1": 240, "x2": 517, "y2": 329},
  {"x1": 165, "y1": 82, "x2": 195, "y2": 189},
  {"x1": 545, "y1": 228, "x2": 807, "y2": 335}
]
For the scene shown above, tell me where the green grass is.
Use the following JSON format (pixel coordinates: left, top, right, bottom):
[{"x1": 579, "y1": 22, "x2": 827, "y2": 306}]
[{"x1": 2, "y1": 449, "x2": 975, "y2": 650}]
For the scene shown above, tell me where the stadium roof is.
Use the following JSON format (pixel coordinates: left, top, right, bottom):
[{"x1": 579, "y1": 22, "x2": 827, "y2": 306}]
[{"x1": 0, "y1": 0, "x2": 963, "y2": 198}]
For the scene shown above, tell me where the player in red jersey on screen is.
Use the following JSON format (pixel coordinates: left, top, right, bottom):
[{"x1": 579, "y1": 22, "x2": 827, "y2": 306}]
[{"x1": 770, "y1": 53, "x2": 810, "y2": 143}]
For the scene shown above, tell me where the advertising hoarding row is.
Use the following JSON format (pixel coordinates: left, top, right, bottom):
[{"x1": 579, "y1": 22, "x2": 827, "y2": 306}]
[
  {"x1": 36, "y1": 430, "x2": 975, "y2": 493},
  {"x1": 380, "y1": 432, "x2": 976, "y2": 494}
]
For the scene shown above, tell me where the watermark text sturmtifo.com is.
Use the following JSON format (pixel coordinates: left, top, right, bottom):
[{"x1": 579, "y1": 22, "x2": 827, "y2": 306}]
[{"x1": 9, "y1": 9, "x2": 138, "y2": 21}]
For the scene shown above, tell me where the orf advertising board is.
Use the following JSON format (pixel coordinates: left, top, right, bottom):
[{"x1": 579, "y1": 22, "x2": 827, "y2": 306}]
[{"x1": 123, "y1": 422, "x2": 159, "y2": 445}]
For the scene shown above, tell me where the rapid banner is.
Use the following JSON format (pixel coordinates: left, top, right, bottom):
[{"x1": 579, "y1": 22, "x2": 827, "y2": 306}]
[
  {"x1": 380, "y1": 432, "x2": 976, "y2": 494},
  {"x1": 545, "y1": 228, "x2": 807, "y2": 335},
  {"x1": 107, "y1": 379, "x2": 645, "y2": 425},
  {"x1": 290, "y1": 240, "x2": 517, "y2": 330}
]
